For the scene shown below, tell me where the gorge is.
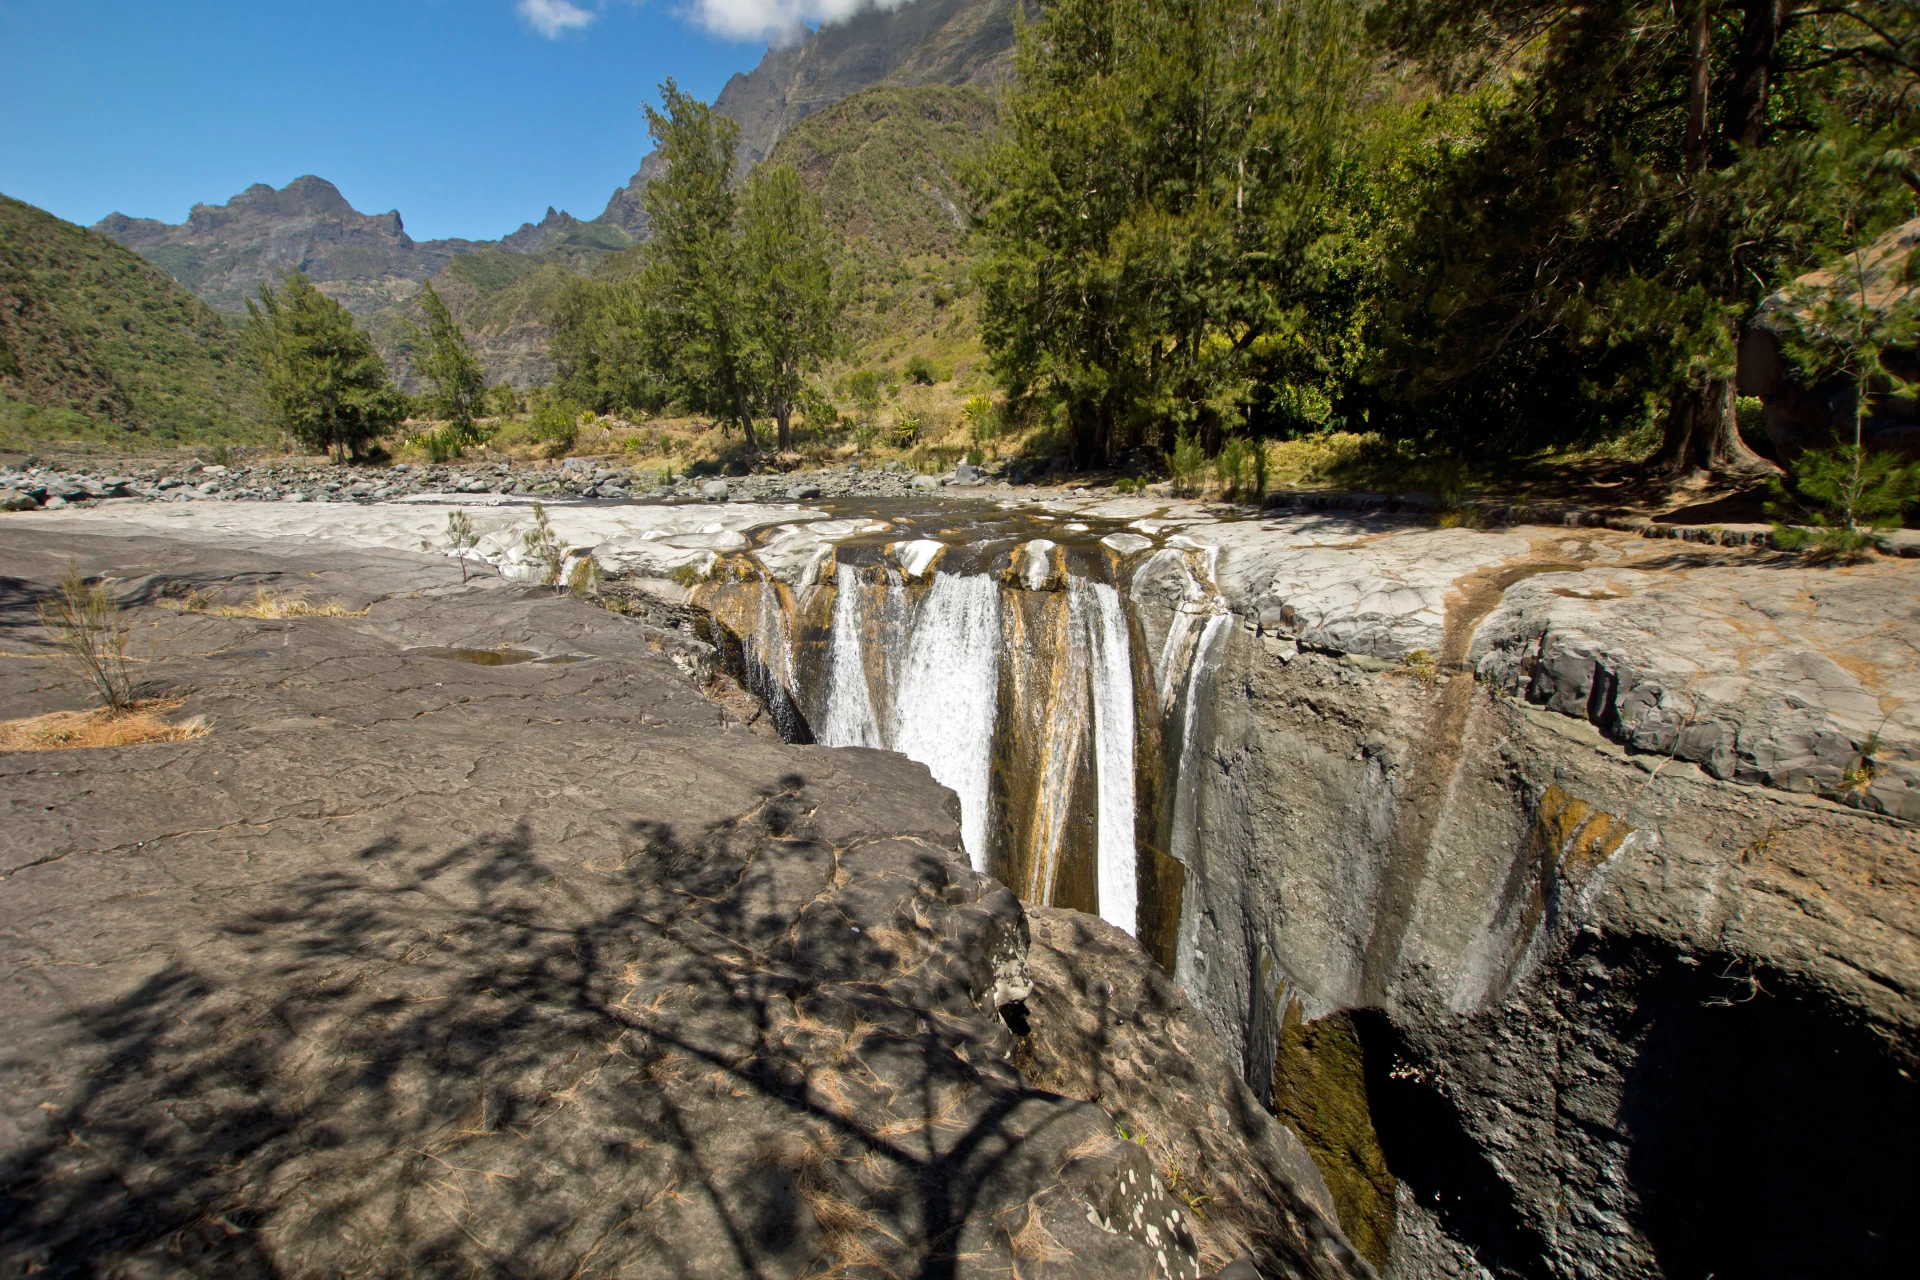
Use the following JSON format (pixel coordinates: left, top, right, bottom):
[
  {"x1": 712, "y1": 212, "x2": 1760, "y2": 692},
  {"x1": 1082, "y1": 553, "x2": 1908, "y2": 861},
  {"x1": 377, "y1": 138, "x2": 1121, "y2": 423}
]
[{"x1": 9, "y1": 486, "x2": 1913, "y2": 1278}]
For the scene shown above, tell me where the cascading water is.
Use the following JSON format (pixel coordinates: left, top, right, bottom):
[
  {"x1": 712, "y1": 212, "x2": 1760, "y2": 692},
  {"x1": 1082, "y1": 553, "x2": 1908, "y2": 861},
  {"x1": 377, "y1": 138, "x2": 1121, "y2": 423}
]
[
  {"x1": 1084, "y1": 580, "x2": 1139, "y2": 936},
  {"x1": 888, "y1": 573, "x2": 1002, "y2": 870},
  {"x1": 692, "y1": 513, "x2": 1231, "y2": 958}
]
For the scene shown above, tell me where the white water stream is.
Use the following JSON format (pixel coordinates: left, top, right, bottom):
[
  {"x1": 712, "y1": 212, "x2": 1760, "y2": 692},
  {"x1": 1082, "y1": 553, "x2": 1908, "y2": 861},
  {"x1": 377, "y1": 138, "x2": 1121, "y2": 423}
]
[
  {"x1": 1085, "y1": 580, "x2": 1139, "y2": 935},
  {"x1": 883, "y1": 572, "x2": 1003, "y2": 871}
]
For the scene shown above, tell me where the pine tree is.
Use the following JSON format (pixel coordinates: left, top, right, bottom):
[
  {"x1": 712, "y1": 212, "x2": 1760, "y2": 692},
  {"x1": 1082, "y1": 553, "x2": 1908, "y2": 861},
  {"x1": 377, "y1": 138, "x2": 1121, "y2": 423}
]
[
  {"x1": 739, "y1": 165, "x2": 841, "y2": 454},
  {"x1": 640, "y1": 79, "x2": 759, "y2": 450},
  {"x1": 408, "y1": 281, "x2": 486, "y2": 446},
  {"x1": 969, "y1": 0, "x2": 1370, "y2": 468},
  {"x1": 243, "y1": 271, "x2": 404, "y2": 462}
]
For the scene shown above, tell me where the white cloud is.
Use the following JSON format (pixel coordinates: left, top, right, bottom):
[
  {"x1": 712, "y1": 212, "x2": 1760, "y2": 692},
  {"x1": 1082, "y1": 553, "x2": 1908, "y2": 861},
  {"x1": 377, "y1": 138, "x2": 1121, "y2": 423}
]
[
  {"x1": 518, "y1": 0, "x2": 598, "y2": 38},
  {"x1": 686, "y1": 0, "x2": 911, "y2": 45}
]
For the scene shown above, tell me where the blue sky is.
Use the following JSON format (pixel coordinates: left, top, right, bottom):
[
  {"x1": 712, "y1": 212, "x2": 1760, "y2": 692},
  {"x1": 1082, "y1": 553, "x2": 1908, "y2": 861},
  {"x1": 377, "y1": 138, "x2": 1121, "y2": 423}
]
[{"x1": 0, "y1": 0, "x2": 865, "y2": 241}]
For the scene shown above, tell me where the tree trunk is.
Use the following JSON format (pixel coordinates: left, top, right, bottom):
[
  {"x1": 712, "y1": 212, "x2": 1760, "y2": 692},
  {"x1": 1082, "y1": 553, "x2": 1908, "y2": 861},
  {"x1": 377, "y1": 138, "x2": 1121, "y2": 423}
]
[
  {"x1": 1651, "y1": 378, "x2": 1779, "y2": 476},
  {"x1": 1729, "y1": 0, "x2": 1782, "y2": 149},
  {"x1": 776, "y1": 407, "x2": 793, "y2": 454},
  {"x1": 1684, "y1": 0, "x2": 1712, "y2": 178}
]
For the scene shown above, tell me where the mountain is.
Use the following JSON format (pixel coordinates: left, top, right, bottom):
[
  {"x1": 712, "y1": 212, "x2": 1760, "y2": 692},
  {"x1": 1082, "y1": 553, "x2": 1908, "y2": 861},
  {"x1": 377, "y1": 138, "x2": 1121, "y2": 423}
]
[
  {"x1": 594, "y1": 0, "x2": 1021, "y2": 236},
  {"x1": 91, "y1": 0, "x2": 1021, "y2": 392},
  {"x1": 94, "y1": 175, "x2": 493, "y2": 317},
  {"x1": 0, "y1": 194, "x2": 262, "y2": 445}
]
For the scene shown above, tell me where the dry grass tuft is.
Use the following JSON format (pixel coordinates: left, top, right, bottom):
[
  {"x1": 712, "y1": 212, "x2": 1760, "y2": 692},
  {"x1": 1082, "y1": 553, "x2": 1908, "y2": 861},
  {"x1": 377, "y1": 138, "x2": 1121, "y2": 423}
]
[
  {"x1": 0, "y1": 699, "x2": 204, "y2": 753},
  {"x1": 163, "y1": 587, "x2": 367, "y2": 619}
]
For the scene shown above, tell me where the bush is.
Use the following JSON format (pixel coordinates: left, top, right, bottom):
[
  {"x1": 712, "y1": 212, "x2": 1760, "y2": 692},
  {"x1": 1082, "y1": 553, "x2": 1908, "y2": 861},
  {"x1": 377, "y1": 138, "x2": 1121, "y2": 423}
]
[
  {"x1": 904, "y1": 354, "x2": 940, "y2": 385},
  {"x1": 847, "y1": 371, "x2": 882, "y2": 415},
  {"x1": 529, "y1": 392, "x2": 583, "y2": 458},
  {"x1": 890, "y1": 410, "x2": 925, "y2": 447},
  {"x1": 521, "y1": 501, "x2": 565, "y2": 587},
  {"x1": 1768, "y1": 444, "x2": 1919, "y2": 562},
  {"x1": 1168, "y1": 428, "x2": 1207, "y2": 496},
  {"x1": 1215, "y1": 436, "x2": 1259, "y2": 502}
]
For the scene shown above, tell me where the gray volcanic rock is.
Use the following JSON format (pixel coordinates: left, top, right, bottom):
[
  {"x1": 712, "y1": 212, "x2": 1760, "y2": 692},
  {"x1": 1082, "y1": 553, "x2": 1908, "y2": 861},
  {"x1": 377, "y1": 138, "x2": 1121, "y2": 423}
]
[
  {"x1": 1017, "y1": 908, "x2": 1371, "y2": 1280},
  {"x1": 95, "y1": 175, "x2": 479, "y2": 315},
  {"x1": 0, "y1": 531, "x2": 1352, "y2": 1280}
]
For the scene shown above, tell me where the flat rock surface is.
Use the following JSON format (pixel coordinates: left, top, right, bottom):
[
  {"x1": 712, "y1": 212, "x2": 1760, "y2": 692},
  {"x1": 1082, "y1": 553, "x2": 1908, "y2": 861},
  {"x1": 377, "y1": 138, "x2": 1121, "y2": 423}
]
[{"x1": 0, "y1": 532, "x2": 1370, "y2": 1280}]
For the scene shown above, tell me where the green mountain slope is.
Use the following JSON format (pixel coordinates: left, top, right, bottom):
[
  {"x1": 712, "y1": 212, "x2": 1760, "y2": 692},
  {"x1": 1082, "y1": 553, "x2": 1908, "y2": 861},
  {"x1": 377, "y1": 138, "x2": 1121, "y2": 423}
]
[
  {"x1": 1, "y1": 194, "x2": 263, "y2": 445},
  {"x1": 768, "y1": 84, "x2": 999, "y2": 395}
]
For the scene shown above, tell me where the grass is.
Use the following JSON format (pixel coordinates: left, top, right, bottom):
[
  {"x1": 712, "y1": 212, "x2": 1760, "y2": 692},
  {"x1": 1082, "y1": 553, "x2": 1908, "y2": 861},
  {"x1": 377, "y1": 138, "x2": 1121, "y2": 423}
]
[
  {"x1": 0, "y1": 699, "x2": 204, "y2": 752},
  {"x1": 161, "y1": 587, "x2": 368, "y2": 619}
]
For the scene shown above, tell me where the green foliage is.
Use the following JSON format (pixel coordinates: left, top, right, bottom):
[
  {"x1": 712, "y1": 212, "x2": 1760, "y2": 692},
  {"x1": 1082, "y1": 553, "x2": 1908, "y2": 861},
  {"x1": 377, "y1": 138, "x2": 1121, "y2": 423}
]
[
  {"x1": 528, "y1": 390, "x2": 584, "y2": 458},
  {"x1": 1168, "y1": 427, "x2": 1208, "y2": 495},
  {"x1": 407, "y1": 280, "x2": 487, "y2": 445},
  {"x1": 904, "y1": 354, "x2": 939, "y2": 385},
  {"x1": 969, "y1": 0, "x2": 1372, "y2": 467},
  {"x1": 1365, "y1": 0, "x2": 1920, "y2": 466},
  {"x1": 0, "y1": 193, "x2": 262, "y2": 445},
  {"x1": 1214, "y1": 435, "x2": 1260, "y2": 502},
  {"x1": 848, "y1": 370, "x2": 883, "y2": 415},
  {"x1": 1768, "y1": 445, "x2": 1919, "y2": 559},
  {"x1": 890, "y1": 409, "x2": 926, "y2": 447},
  {"x1": 739, "y1": 164, "x2": 844, "y2": 451},
  {"x1": 244, "y1": 270, "x2": 404, "y2": 461},
  {"x1": 544, "y1": 84, "x2": 843, "y2": 452}
]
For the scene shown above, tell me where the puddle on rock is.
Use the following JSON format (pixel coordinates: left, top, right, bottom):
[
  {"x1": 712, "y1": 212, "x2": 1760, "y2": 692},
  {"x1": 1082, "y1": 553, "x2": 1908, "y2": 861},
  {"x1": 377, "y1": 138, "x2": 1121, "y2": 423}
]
[{"x1": 403, "y1": 647, "x2": 593, "y2": 666}]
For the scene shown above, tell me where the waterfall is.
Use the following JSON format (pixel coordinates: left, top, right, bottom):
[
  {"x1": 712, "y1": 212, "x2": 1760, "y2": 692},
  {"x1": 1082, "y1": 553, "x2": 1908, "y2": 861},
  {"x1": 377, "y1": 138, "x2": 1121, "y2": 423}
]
[
  {"x1": 1169, "y1": 608, "x2": 1231, "y2": 984},
  {"x1": 1086, "y1": 581, "x2": 1138, "y2": 936},
  {"x1": 819, "y1": 564, "x2": 882, "y2": 748},
  {"x1": 888, "y1": 573, "x2": 1002, "y2": 870},
  {"x1": 694, "y1": 534, "x2": 1226, "y2": 968}
]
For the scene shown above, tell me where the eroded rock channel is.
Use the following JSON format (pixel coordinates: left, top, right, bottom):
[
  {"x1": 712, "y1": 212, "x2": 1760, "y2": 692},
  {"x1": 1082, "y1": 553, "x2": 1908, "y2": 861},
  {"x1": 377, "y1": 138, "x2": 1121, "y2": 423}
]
[{"x1": 3, "y1": 492, "x2": 1915, "y2": 1279}]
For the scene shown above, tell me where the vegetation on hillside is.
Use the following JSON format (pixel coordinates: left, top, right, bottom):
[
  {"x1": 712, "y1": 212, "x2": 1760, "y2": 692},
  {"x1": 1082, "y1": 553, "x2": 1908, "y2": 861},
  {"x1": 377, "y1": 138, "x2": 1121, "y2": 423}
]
[{"x1": 0, "y1": 193, "x2": 264, "y2": 447}]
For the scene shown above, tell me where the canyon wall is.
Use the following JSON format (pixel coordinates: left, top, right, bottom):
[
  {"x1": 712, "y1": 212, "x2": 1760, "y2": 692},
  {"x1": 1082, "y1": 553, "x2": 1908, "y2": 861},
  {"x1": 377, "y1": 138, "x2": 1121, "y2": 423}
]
[{"x1": 1169, "y1": 529, "x2": 1920, "y2": 1278}]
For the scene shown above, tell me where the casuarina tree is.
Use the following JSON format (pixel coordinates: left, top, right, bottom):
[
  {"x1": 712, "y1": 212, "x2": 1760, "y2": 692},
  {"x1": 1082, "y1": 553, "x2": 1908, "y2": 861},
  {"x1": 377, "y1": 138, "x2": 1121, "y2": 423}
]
[{"x1": 244, "y1": 270, "x2": 404, "y2": 462}]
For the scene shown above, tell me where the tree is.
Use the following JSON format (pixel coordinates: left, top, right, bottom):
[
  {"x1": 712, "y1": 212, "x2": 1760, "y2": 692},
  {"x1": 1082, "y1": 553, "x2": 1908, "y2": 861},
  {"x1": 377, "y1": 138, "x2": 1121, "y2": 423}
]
[
  {"x1": 968, "y1": 0, "x2": 1371, "y2": 468},
  {"x1": 1366, "y1": 0, "x2": 1919, "y2": 474},
  {"x1": 244, "y1": 271, "x2": 404, "y2": 462},
  {"x1": 639, "y1": 79, "x2": 760, "y2": 450},
  {"x1": 407, "y1": 281, "x2": 486, "y2": 445},
  {"x1": 739, "y1": 164, "x2": 842, "y2": 453}
]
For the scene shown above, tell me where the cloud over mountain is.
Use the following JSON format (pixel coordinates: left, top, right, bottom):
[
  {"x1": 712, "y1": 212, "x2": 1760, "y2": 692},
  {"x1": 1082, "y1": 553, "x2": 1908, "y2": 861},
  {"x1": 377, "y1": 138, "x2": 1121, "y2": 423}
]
[{"x1": 687, "y1": 0, "x2": 912, "y2": 44}]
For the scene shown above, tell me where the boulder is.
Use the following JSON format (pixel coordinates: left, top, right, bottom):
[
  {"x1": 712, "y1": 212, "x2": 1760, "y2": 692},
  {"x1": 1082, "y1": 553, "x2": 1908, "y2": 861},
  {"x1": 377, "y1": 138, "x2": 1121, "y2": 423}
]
[{"x1": 701, "y1": 479, "x2": 731, "y2": 502}]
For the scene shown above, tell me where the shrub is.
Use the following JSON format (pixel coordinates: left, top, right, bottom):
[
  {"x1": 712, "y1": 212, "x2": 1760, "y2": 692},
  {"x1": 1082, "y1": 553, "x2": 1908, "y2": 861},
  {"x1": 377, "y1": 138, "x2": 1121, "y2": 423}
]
[
  {"x1": 38, "y1": 564, "x2": 135, "y2": 713},
  {"x1": 847, "y1": 371, "x2": 882, "y2": 415},
  {"x1": 1215, "y1": 436, "x2": 1258, "y2": 502},
  {"x1": 904, "y1": 354, "x2": 939, "y2": 385},
  {"x1": 1767, "y1": 444, "x2": 1919, "y2": 562},
  {"x1": 890, "y1": 410, "x2": 925, "y2": 447},
  {"x1": 1167, "y1": 428, "x2": 1207, "y2": 496},
  {"x1": 445, "y1": 510, "x2": 478, "y2": 583},
  {"x1": 521, "y1": 501, "x2": 565, "y2": 587},
  {"x1": 529, "y1": 392, "x2": 583, "y2": 458}
]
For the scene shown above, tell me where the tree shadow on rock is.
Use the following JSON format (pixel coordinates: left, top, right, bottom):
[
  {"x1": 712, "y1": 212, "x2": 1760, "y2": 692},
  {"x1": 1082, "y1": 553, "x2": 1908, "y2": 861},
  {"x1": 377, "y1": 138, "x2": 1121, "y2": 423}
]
[{"x1": 0, "y1": 777, "x2": 1161, "y2": 1280}]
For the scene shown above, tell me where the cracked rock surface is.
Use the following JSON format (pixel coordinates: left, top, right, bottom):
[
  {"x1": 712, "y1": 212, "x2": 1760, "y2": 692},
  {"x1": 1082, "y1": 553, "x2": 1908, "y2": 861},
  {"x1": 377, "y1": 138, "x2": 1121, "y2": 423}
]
[{"x1": 0, "y1": 531, "x2": 1357, "y2": 1280}]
